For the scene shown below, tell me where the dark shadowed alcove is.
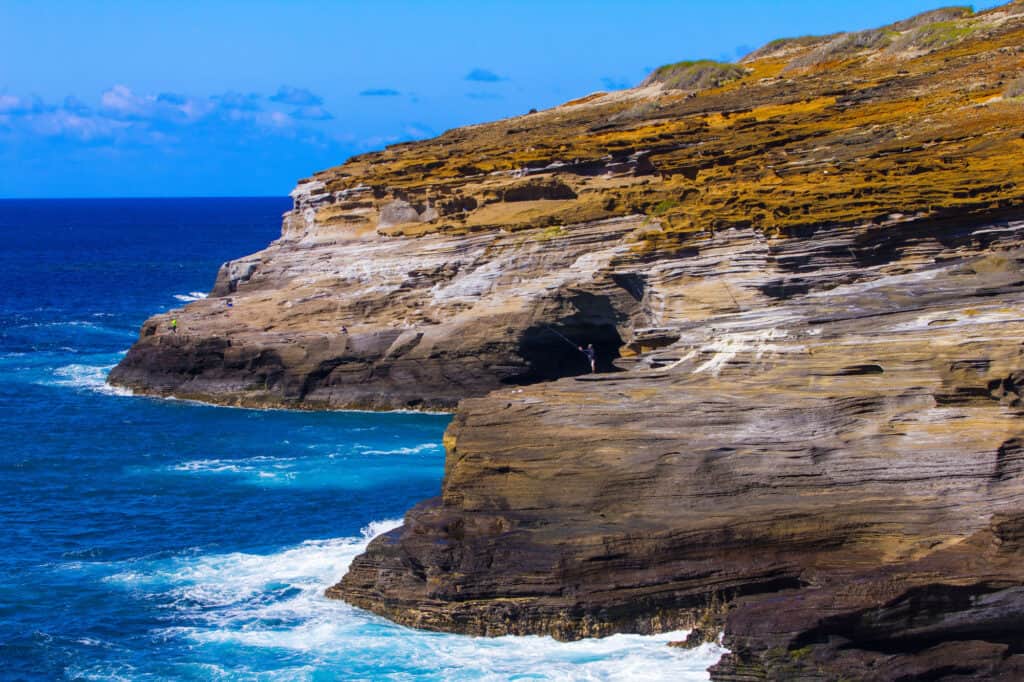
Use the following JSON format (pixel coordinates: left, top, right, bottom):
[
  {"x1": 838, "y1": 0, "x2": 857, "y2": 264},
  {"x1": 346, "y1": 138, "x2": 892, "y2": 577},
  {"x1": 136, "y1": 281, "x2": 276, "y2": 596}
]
[{"x1": 506, "y1": 292, "x2": 626, "y2": 384}]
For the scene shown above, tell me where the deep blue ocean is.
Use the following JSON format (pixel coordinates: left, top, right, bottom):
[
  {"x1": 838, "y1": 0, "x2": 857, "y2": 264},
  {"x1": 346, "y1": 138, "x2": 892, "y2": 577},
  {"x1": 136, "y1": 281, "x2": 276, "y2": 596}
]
[{"x1": 0, "y1": 198, "x2": 722, "y2": 681}]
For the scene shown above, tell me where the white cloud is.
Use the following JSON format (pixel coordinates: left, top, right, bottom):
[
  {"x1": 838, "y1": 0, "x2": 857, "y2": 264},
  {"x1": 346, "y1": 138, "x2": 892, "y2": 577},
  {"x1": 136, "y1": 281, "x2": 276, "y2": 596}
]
[
  {"x1": 0, "y1": 94, "x2": 21, "y2": 112},
  {"x1": 267, "y1": 110, "x2": 293, "y2": 127},
  {"x1": 0, "y1": 85, "x2": 338, "y2": 150},
  {"x1": 100, "y1": 84, "x2": 155, "y2": 117},
  {"x1": 0, "y1": 94, "x2": 46, "y2": 115},
  {"x1": 292, "y1": 105, "x2": 333, "y2": 121},
  {"x1": 269, "y1": 86, "x2": 323, "y2": 106},
  {"x1": 30, "y1": 110, "x2": 128, "y2": 141}
]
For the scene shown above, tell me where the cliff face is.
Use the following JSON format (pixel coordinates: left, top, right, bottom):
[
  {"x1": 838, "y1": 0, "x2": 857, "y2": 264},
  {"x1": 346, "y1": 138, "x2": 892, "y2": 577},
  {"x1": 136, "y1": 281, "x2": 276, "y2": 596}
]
[
  {"x1": 333, "y1": 221, "x2": 1024, "y2": 677},
  {"x1": 111, "y1": 2, "x2": 1024, "y2": 679},
  {"x1": 110, "y1": 1, "x2": 1024, "y2": 412}
]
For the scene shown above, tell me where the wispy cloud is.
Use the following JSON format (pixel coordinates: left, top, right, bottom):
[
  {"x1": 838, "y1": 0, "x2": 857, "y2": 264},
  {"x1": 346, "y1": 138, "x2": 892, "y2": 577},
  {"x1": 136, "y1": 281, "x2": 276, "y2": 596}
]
[
  {"x1": 212, "y1": 91, "x2": 263, "y2": 111},
  {"x1": 403, "y1": 123, "x2": 433, "y2": 139},
  {"x1": 355, "y1": 122, "x2": 433, "y2": 151},
  {"x1": 0, "y1": 94, "x2": 46, "y2": 115},
  {"x1": 0, "y1": 85, "x2": 336, "y2": 146},
  {"x1": 360, "y1": 88, "x2": 401, "y2": 97},
  {"x1": 465, "y1": 68, "x2": 506, "y2": 83},
  {"x1": 100, "y1": 84, "x2": 156, "y2": 117},
  {"x1": 292, "y1": 105, "x2": 334, "y2": 120},
  {"x1": 61, "y1": 96, "x2": 91, "y2": 114},
  {"x1": 269, "y1": 85, "x2": 324, "y2": 106},
  {"x1": 30, "y1": 109, "x2": 130, "y2": 141}
]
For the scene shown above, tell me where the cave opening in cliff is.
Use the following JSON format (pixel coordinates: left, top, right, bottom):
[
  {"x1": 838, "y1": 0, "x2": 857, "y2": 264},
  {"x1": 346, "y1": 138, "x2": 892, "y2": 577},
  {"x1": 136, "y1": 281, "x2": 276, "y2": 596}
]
[{"x1": 507, "y1": 293, "x2": 625, "y2": 384}]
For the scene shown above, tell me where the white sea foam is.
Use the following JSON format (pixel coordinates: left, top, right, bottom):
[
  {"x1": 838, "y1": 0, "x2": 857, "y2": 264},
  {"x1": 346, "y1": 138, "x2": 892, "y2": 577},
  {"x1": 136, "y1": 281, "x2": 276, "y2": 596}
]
[
  {"x1": 169, "y1": 455, "x2": 299, "y2": 483},
  {"x1": 49, "y1": 361, "x2": 133, "y2": 396},
  {"x1": 171, "y1": 455, "x2": 297, "y2": 474},
  {"x1": 103, "y1": 519, "x2": 727, "y2": 680},
  {"x1": 173, "y1": 291, "x2": 208, "y2": 302},
  {"x1": 63, "y1": 665, "x2": 135, "y2": 682},
  {"x1": 357, "y1": 442, "x2": 443, "y2": 456}
]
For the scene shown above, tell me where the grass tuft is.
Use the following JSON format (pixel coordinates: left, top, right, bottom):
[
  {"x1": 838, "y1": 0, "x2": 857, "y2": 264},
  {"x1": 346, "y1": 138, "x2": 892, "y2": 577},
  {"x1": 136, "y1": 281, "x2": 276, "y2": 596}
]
[{"x1": 642, "y1": 60, "x2": 748, "y2": 91}]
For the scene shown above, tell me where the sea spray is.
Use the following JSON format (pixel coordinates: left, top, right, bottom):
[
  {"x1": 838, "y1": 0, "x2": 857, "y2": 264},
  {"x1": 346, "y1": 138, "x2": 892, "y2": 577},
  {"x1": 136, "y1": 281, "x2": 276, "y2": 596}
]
[{"x1": 101, "y1": 520, "x2": 726, "y2": 681}]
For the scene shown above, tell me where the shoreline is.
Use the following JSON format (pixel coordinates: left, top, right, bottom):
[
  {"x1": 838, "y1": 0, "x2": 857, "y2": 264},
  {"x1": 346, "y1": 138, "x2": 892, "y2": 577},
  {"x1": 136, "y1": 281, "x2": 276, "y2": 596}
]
[{"x1": 103, "y1": 379, "x2": 456, "y2": 416}]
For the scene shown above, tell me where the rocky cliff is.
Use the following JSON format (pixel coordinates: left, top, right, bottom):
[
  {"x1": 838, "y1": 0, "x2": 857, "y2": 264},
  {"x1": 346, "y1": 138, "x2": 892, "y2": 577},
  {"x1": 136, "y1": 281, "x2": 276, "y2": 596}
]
[{"x1": 112, "y1": 2, "x2": 1024, "y2": 679}]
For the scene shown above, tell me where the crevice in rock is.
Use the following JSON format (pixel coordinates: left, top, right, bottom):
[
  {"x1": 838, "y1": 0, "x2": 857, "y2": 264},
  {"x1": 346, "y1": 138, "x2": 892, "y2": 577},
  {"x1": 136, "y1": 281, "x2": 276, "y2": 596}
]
[
  {"x1": 790, "y1": 583, "x2": 1024, "y2": 656},
  {"x1": 505, "y1": 292, "x2": 628, "y2": 384}
]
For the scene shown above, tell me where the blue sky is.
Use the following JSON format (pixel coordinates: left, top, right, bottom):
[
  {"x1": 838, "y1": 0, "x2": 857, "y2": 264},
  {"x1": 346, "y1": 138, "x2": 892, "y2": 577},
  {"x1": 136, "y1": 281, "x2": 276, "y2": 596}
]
[{"x1": 0, "y1": 0, "x2": 994, "y2": 197}]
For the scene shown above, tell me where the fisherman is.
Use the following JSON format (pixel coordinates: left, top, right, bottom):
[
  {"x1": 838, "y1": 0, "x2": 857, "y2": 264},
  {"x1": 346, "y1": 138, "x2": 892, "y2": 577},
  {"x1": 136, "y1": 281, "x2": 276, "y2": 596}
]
[
  {"x1": 170, "y1": 318, "x2": 178, "y2": 333},
  {"x1": 543, "y1": 325, "x2": 598, "y2": 374},
  {"x1": 579, "y1": 343, "x2": 597, "y2": 373}
]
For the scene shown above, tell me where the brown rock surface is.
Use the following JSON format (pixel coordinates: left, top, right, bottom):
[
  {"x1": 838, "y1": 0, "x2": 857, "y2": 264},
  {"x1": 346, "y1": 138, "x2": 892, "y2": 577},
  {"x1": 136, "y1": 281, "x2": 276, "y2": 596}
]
[
  {"x1": 111, "y1": 2, "x2": 1024, "y2": 679},
  {"x1": 110, "y1": 1, "x2": 1024, "y2": 412},
  {"x1": 334, "y1": 218, "x2": 1024, "y2": 678}
]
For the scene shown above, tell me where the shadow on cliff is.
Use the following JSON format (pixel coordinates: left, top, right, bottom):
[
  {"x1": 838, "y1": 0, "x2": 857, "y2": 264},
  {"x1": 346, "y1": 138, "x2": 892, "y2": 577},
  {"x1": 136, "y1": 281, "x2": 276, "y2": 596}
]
[{"x1": 506, "y1": 292, "x2": 627, "y2": 384}]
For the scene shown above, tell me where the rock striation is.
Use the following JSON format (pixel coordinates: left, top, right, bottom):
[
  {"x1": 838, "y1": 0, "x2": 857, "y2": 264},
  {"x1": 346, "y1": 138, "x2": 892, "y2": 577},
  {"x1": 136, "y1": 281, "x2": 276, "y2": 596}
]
[{"x1": 112, "y1": 3, "x2": 1024, "y2": 679}]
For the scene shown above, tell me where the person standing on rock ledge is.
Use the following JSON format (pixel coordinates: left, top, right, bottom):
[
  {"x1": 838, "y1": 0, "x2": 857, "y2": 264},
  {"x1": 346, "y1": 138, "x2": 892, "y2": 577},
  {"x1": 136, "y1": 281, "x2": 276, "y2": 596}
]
[
  {"x1": 170, "y1": 318, "x2": 178, "y2": 334},
  {"x1": 579, "y1": 343, "x2": 596, "y2": 373}
]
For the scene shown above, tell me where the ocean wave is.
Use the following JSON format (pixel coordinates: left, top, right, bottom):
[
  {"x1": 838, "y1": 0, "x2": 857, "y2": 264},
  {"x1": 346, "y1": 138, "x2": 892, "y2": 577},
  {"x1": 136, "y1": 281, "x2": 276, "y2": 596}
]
[
  {"x1": 356, "y1": 442, "x2": 443, "y2": 456},
  {"x1": 173, "y1": 291, "x2": 208, "y2": 302},
  {"x1": 102, "y1": 519, "x2": 725, "y2": 680},
  {"x1": 49, "y1": 361, "x2": 133, "y2": 397},
  {"x1": 106, "y1": 518, "x2": 399, "y2": 600},
  {"x1": 170, "y1": 455, "x2": 298, "y2": 477}
]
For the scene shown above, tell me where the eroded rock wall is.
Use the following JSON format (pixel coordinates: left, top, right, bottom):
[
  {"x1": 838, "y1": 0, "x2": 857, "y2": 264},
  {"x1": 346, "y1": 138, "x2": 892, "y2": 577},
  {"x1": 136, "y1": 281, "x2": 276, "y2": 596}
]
[
  {"x1": 109, "y1": 2, "x2": 1024, "y2": 412},
  {"x1": 333, "y1": 216, "x2": 1024, "y2": 678},
  {"x1": 110, "y1": 2, "x2": 1024, "y2": 679}
]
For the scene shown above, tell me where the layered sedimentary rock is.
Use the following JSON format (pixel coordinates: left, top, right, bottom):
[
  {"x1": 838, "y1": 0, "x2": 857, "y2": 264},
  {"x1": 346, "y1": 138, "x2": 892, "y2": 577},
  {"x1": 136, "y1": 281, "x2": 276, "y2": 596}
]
[
  {"x1": 110, "y1": 1, "x2": 1024, "y2": 412},
  {"x1": 112, "y1": 2, "x2": 1024, "y2": 679},
  {"x1": 334, "y1": 222, "x2": 1024, "y2": 677}
]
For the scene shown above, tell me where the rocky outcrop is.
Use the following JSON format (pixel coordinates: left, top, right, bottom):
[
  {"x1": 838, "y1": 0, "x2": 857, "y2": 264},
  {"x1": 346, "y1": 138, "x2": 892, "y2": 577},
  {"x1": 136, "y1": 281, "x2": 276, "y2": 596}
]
[
  {"x1": 107, "y1": 212, "x2": 645, "y2": 409},
  {"x1": 110, "y1": 1, "x2": 1024, "y2": 413},
  {"x1": 112, "y1": 2, "x2": 1024, "y2": 679},
  {"x1": 333, "y1": 215, "x2": 1024, "y2": 679}
]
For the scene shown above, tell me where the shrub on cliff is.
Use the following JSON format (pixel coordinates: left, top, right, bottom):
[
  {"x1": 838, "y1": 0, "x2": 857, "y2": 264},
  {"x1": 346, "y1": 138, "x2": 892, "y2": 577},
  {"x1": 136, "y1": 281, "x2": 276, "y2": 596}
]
[
  {"x1": 740, "y1": 35, "x2": 834, "y2": 63},
  {"x1": 887, "y1": 5, "x2": 973, "y2": 31},
  {"x1": 641, "y1": 60, "x2": 747, "y2": 91},
  {"x1": 887, "y1": 17, "x2": 981, "y2": 52},
  {"x1": 783, "y1": 28, "x2": 893, "y2": 71},
  {"x1": 780, "y1": 6, "x2": 975, "y2": 71}
]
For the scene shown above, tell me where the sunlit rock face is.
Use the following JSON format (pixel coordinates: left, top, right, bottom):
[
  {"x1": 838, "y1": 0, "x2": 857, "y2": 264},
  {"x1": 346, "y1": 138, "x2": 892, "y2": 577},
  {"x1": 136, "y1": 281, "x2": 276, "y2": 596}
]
[
  {"x1": 113, "y1": 2, "x2": 1024, "y2": 679},
  {"x1": 111, "y1": 1, "x2": 1024, "y2": 411}
]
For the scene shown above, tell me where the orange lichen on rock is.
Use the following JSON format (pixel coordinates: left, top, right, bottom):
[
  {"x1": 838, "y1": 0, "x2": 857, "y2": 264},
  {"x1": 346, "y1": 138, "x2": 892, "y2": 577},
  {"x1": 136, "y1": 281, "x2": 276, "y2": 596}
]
[{"x1": 285, "y1": 2, "x2": 1024, "y2": 250}]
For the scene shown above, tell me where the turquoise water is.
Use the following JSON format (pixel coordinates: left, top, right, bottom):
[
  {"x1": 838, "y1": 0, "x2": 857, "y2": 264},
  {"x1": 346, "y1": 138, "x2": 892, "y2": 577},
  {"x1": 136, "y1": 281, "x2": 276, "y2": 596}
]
[{"x1": 0, "y1": 198, "x2": 723, "y2": 680}]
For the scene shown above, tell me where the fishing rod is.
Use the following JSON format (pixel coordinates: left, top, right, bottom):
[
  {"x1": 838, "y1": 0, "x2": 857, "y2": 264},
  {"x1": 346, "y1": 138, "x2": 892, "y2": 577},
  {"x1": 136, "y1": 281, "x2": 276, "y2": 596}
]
[{"x1": 544, "y1": 325, "x2": 584, "y2": 352}]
